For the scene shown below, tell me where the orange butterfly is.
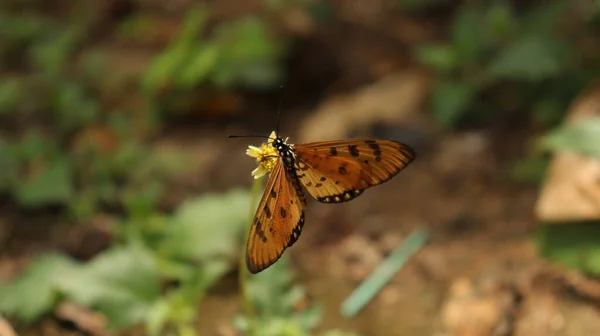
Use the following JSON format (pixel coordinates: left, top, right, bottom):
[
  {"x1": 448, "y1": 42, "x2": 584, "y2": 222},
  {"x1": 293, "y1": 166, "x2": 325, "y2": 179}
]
[{"x1": 241, "y1": 131, "x2": 416, "y2": 273}]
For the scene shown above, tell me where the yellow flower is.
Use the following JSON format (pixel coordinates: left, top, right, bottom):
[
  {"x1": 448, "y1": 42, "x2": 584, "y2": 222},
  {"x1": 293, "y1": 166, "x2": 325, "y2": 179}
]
[{"x1": 246, "y1": 131, "x2": 279, "y2": 179}]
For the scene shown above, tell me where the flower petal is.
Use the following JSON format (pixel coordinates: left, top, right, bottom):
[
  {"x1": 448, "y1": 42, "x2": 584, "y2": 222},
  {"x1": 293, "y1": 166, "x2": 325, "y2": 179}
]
[
  {"x1": 251, "y1": 165, "x2": 268, "y2": 179},
  {"x1": 246, "y1": 146, "x2": 262, "y2": 158},
  {"x1": 268, "y1": 131, "x2": 277, "y2": 144}
]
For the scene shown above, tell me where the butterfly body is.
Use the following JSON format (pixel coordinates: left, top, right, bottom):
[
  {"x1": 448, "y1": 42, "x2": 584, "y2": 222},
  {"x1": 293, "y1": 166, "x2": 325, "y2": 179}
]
[{"x1": 245, "y1": 133, "x2": 415, "y2": 273}]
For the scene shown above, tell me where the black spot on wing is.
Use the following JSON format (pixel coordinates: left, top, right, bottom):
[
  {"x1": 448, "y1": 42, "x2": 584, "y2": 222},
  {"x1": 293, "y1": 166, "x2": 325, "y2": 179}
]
[
  {"x1": 280, "y1": 207, "x2": 287, "y2": 218},
  {"x1": 254, "y1": 219, "x2": 268, "y2": 243}
]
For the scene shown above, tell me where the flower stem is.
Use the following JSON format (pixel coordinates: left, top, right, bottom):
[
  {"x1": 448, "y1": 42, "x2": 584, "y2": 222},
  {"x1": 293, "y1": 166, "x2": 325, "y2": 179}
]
[{"x1": 240, "y1": 178, "x2": 263, "y2": 320}]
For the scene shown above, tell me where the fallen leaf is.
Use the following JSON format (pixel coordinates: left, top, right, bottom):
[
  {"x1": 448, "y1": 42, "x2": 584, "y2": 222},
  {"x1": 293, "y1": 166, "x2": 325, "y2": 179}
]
[
  {"x1": 55, "y1": 301, "x2": 108, "y2": 336},
  {"x1": 0, "y1": 316, "x2": 16, "y2": 336},
  {"x1": 441, "y1": 276, "x2": 517, "y2": 336},
  {"x1": 536, "y1": 79, "x2": 600, "y2": 221}
]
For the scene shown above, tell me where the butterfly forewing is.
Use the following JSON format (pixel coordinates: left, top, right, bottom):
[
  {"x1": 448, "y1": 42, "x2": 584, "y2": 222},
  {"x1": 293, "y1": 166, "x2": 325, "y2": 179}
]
[
  {"x1": 293, "y1": 139, "x2": 415, "y2": 203},
  {"x1": 246, "y1": 160, "x2": 307, "y2": 274}
]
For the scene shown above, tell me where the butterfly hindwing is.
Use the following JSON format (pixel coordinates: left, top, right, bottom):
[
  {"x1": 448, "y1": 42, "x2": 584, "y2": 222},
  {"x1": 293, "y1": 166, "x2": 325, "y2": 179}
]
[
  {"x1": 246, "y1": 160, "x2": 307, "y2": 274},
  {"x1": 293, "y1": 139, "x2": 415, "y2": 203}
]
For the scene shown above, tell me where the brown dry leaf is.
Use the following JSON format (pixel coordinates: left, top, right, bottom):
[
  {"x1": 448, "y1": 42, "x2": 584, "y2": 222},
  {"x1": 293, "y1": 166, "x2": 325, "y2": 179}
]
[
  {"x1": 441, "y1": 277, "x2": 517, "y2": 336},
  {"x1": 536, "y1": 80, "x2": 600, "y2": 221},
  {"x1": 55, "y1": 301, "x2": 108, "y2": 336},
  {"x1": 297, "y1": 70, "x2": 430, "y2": 143},
  {"x1": 559, "y1": 299, "x2": 600, "y2": 336},
  {"x1": 513, "y1": 293, "x2": 564, "y2": 336},
  {"x1": 0, "y1": 316, "x2": 17, "y2": 336}
]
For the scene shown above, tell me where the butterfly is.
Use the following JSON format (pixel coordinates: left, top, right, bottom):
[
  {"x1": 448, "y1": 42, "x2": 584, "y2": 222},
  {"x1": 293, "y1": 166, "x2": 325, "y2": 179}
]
[{"x1": 240, "y1": 131, "x2": 416, "y2": 273}]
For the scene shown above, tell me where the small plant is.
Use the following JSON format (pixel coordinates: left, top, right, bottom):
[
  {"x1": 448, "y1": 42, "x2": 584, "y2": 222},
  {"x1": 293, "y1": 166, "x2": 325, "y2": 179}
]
[
  {"x1": 0, "y1": 189, "x2": 251, "y2": 334},
  {"x1": 234, "y1": 256, "x2": 360, "y2": 336}
]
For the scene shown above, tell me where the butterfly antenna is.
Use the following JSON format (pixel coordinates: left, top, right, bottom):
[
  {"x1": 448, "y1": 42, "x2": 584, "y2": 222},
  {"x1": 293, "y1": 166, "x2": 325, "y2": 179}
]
[
  {"x1": 228, "y1": 135, "x2": 272, "y2": 139},
  {"x1": 275, "y1": 85, "x2": 284, "y2": 136}
]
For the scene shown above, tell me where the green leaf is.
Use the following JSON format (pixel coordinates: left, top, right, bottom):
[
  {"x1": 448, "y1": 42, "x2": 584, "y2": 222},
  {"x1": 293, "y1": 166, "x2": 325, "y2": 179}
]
[
  {"x1": 59, "y1": 246, "x2": 161, "y2": 329},
  {"x1": 142, "y1": 44, "x2": 190, "y2": 94},
  {"x1": 0, "y1": 78, "x2": 22, "y2": 114},
  {"x1": 142, "y1": 7, "x2": 209, "y2": 94},
  {"x1": 485, "y1": 2, "x2": 515, "y2": 37},
  {"x1": 247, "y1": 256, "x2": 322, "y2": 330},
  {"x1": 15, "y1": 131, "x2": 53, "y2": 161},
  {"x1": 430, "y1": 80, "x2": 475, "y2": 128},
  {"x1": 16, "y1": 158, "x2": 75, "y2": 207},
  {"x1": 177, "y1": 43, "x2": 220, "y2": 88},
  {"x1": 0, "y1": 254, "x2": 79, "y2": 322},
  {"x1": 536, "y1": 222, "x2": 600, "y2": 276},
  {"x1": 487, "y1": 36, "x2": 568, "y2": 81},
  {"x1": 178, "y1": 7, "x2": 210, "y2": 45},
  {"x1": 414, "y1": 43, "x2": 458, "y2": 72},
  {"x1": 216, "y1": 18, "x2": 282, "y2": 61},
  {"x1": 30, "y1": 27, "x2": 80, "y2": 78},
  {"x1": 160, "y1": 189, "x2": 251, "y2": 261},
  {"x1": 540, "y1": 116, "x2": 600, "y2": 157},
  {"x1": 145, "y1": 261, "x2": 228, "y2": 336},
  {"x1": 52, "y1": 82, "x2": 99, "y2": 132},
  {"x1": 145, "y1": 298, "x2": 171, "y2": 336},
  {"x1": 212, "y1": 17, "x2": 285, "y2": 89},
  {"x1": 258, "y1": 318, "x2": 306, "y2": 336},
  {"x1": 451, "y1": 7, "x2": 486, "y2": 63},
  {"x1": 235, "y1": 254, "x2": 324, "y2": 334}
]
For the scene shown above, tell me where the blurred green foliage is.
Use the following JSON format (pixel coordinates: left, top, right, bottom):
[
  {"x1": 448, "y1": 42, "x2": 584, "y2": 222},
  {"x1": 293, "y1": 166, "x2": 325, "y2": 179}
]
[
  {"x1": 416, "y1": 1, "x2": 598, "y2": 128},
  {"x1": 142, "y1": 6, "x2": 286, "y2": 114},
  {"x1": 235, "y1": 257, "x2": 322, "y2": 335},
  {"x1": 235, "y1": 257, "x2": 360, "y2": 336},
  {"x1": 0, "y1": 7, "x2": 177, "y2": 218},
  {"x1": 143, "y1": 8, "x2": 285, "y2": 93},
  {"x1": 540, "y1": 116, "x2": 600, "y2": 158},
  {"x1": 0, "y1": 188, "x2": 359, "y2": 335},
  {"x1": 536, "y1": 222, "x2": 600, "y2": 276},
  {"x1": 0, "y1": 190, "x2": 250, "y2": 332},
  {"x1": 0, "y1": 3, "x2": 286, "y2": 219}
]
